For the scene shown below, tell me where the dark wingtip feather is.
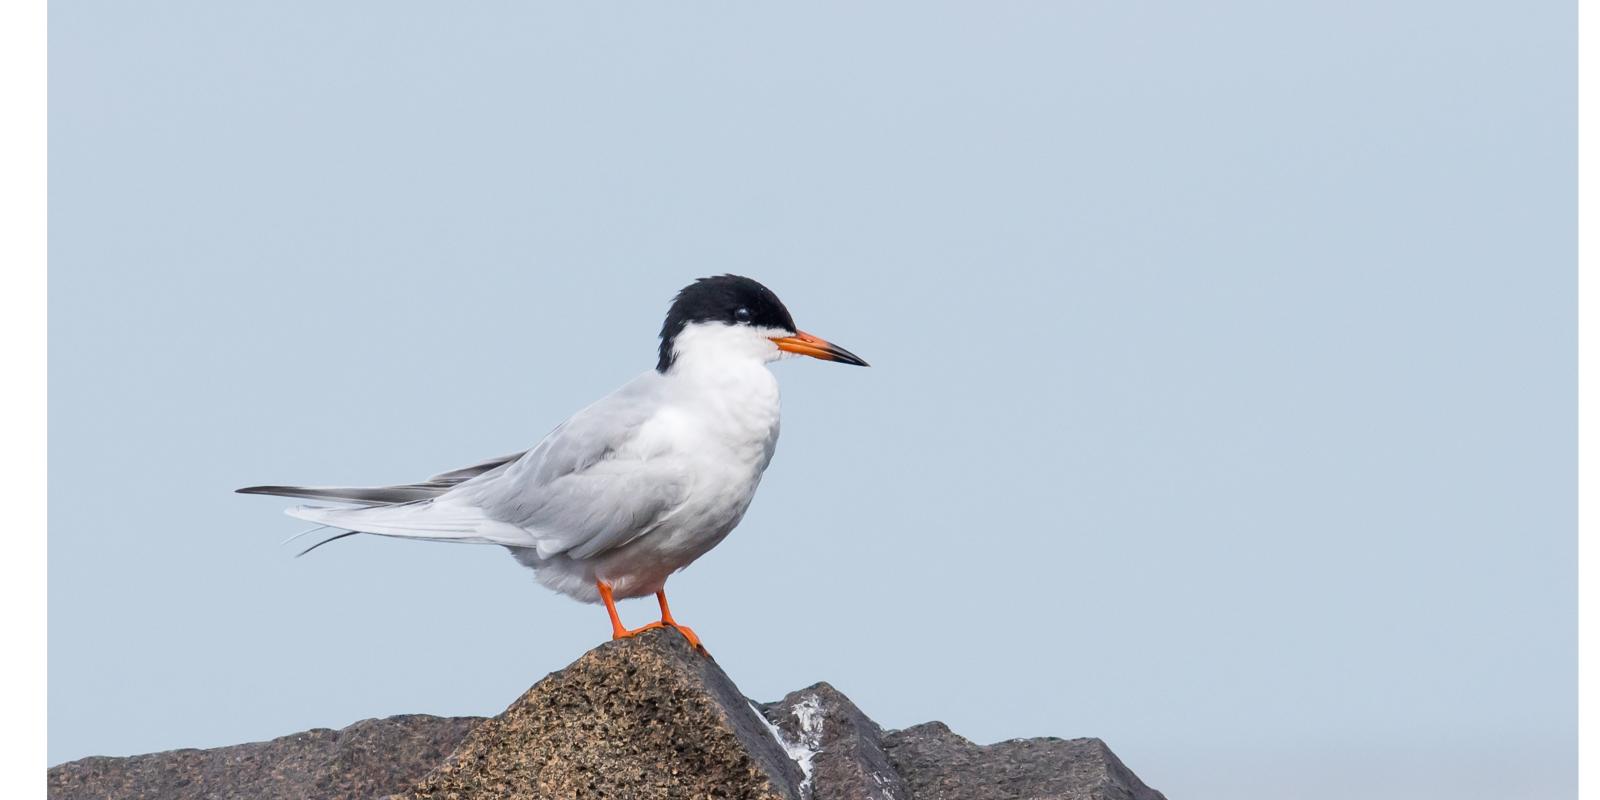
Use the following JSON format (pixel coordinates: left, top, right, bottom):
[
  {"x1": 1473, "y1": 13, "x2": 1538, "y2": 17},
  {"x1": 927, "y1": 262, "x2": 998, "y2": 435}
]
[
  {"x1": 296, "y1": 530, "x2": 362, "y2": 558},
  {"x1": 235, "y1": 484, "x2": 441, "y2": 504}
]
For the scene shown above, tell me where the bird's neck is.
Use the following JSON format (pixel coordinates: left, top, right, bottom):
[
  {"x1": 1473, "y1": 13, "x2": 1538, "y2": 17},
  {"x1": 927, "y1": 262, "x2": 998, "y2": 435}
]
[
  {"x1": 667, "y1": 353, "x2": 779, "y2": 401},
  {"x1": 659, "y1": 325, "x2": 784, "y2": 453},
  {"x1": 664, "y1": 347, "x2": 782, "y2": 444}
]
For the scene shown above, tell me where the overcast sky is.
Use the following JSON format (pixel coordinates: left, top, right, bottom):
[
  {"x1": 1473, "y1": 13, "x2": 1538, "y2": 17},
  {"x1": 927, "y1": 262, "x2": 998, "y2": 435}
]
[{"x1": 51, "y1": 3, "x2": 1573, "y2": 798}]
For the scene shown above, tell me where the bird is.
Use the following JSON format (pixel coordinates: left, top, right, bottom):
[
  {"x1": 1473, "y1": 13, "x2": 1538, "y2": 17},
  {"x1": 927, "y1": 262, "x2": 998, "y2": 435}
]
[{"x1": 238, "y1": 275, "x2": 867, "y2": 650}]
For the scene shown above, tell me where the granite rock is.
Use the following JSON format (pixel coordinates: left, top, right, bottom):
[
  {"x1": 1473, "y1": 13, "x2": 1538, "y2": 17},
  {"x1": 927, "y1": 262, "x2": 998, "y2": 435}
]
[
  {"x1": 759, "y1": 682, "x2": 909, "y2": 800},
  {"x1": 50, "y1": 630, "x2": 1167, "y2": 800},
  {"x1": 47, "y1": 714, "x2": 479, "y2": 800},
  {"x1": 403, "y1": 627, "x2": 802, "y2": 800},
  {"x1": 881, "y1": 721, "x2": 1168, "y2": 800}
]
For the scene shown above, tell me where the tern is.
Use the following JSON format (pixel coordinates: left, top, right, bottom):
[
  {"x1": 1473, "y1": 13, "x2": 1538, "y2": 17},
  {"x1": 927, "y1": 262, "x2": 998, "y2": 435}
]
[{"x1": 239, "y1": 275, "x2": 867, "y2": 649}]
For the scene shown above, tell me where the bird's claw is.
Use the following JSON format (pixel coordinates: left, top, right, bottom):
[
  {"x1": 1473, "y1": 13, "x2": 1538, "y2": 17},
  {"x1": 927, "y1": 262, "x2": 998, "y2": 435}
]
[
  {"x1": 612, "y1": 620, "x2": 704, "y2": 653},
  {"x1": 666, "y1": 622, "x2": 702, "y2": 651}
]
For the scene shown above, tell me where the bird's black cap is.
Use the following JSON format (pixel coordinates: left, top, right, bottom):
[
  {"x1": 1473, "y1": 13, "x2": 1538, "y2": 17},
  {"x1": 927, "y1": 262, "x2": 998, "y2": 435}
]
[{"x1": 658, "y1": 275, "x2": 797, "y2": 372}]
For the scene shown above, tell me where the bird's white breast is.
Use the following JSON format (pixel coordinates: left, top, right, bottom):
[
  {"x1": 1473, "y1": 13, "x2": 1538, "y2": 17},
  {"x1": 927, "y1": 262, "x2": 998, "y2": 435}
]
[
  {"x1": 571, "y1": 347, "x2": 782, "y2": 597},
  {"x1": 640, "y1": 357, "x2": 782, "y2": 542},
  {"x1": 509, "y1": 323, "x2": 790, "y2": 600}
]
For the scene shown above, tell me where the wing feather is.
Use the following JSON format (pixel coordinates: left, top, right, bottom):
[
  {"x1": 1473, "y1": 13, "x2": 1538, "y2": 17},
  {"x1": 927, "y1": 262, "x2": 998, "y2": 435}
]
[
  {"x1": 254, "y1": 371, "x2": 681, "y2": 560},
  {"x1": 450, "y1": 371, "x2": 683, "y2": 559},
  {"x1": 238, "y1": 451, "x2": 526, "y2": 505}
]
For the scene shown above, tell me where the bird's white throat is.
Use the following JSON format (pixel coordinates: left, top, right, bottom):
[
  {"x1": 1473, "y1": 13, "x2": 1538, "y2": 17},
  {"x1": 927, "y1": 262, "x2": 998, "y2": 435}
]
[
  {"x1": 665, "y1": 321, "x2": 791, "y2": 372},
  {"x1": 656, "y1": 321, "x2": 784, "y2": 463}
]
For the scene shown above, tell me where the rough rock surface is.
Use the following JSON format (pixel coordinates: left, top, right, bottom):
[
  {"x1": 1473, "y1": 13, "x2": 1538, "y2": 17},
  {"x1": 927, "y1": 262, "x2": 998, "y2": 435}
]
[
  {"x1": 47, "y1": 714, "x2": 479, "y2": 800},
  {"x1": 759, "y1": 682, "x2": 909, "y2": 800},
  {"x1": 402, "y1": 628, "x2": 802, "y2": 800},
  {"x1": 881, "y1": 722, "x2": 1167, "y2": 800},
  {"x1": 49, "y1": 630, "x2": 1167, "y2": 800}
]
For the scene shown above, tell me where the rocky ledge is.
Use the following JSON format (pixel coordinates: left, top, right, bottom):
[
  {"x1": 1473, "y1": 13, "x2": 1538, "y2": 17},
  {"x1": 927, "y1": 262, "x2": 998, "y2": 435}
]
[{"x1": 49, "y1": 629, "x2": 1166, "y2": 800}]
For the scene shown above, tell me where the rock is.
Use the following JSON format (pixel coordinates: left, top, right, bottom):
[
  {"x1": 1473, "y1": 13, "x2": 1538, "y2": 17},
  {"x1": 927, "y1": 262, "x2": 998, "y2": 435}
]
[
  {"x1": 881, "y1": 721, "x2": 1168, "y2": 800},
  {"x1": 49, "y1": 630, "x2": 1167, "y2": 800},
  {"x1": 47, "y1": 714, "x2": 479, "y2": 800},
  {"x1": 758, "y1": 683, "x2": 909, "y2": 800},
  {"x1": 403, "y1": 627, "x2": 803, "y2": 800}
]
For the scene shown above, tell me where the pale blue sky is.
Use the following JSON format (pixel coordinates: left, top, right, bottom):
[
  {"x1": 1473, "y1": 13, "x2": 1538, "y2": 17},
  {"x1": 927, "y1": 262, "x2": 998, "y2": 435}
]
[{"x1": 50, "y1": 3, "x2": 1573, "y2": 798}]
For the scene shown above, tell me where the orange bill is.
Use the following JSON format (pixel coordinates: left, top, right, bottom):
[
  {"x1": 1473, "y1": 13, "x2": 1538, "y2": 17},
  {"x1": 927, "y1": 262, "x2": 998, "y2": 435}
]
[{"x1": 771, "y1": 330, "x2": 869, "y2": 366}]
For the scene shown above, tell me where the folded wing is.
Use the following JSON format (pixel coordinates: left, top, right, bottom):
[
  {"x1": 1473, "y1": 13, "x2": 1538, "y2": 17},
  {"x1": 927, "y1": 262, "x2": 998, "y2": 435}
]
[{"x1": 256, "y1": 371, "x2": 685, "y2": 561}]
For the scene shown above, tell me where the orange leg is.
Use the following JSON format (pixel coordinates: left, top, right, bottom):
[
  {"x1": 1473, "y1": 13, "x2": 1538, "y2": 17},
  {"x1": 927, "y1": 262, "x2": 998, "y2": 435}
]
[
  {"x1": 594, "y1": 581, "x2": 704, "y2": 651},
  {"x1": 597, "y1": 581, "x2": 666, "y2": 639},
  {"x1": 655, "y1": 590, "x2": 702, "y2": 650}
]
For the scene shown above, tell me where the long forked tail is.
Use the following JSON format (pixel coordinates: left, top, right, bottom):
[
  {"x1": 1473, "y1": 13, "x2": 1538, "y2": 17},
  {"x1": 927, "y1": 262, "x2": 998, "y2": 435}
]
[
  {"x1": 284, "y1": 501, "x2": 534, "y2": 550},
  {"x1": 237, "y1": 450, "x2": 530, "y2": 554}
]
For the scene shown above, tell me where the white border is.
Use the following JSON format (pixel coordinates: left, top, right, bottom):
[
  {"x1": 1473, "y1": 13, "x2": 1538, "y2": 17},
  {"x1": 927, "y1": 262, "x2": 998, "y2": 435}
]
[
  {"x1": 1579, "y1": 1, "x2": 1593, "y2": 796},
  {"x1": 6, "y1": 0, "x2": 1584, "y2": 792},
  {"x1": 0, "y1": 0, "x2": 47, "y2": 784}
]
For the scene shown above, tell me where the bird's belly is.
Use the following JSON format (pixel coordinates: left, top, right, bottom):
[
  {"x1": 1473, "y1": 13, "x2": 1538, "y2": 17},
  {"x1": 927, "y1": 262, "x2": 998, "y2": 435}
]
[
  {"x1": 513, "y1": 456, "x2": 768, "y2": 603},
  {"x1": 594, "y1": 464, "x2": 762, "y2": 591}
]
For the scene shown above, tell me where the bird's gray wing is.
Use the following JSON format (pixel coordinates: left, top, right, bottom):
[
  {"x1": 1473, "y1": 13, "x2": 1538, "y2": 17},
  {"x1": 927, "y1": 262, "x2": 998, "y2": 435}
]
[
  {"x1": 449, "y1": 371, "x2": 687, "y2": 560},
  {"x1": 422, "y1": 451, "x2": 528, "y2": 485}
]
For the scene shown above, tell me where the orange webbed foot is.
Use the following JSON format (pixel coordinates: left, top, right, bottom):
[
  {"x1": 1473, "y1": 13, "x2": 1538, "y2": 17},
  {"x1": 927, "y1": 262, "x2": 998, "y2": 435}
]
[
  {"x1": 610, "y1": 620, "x2": 668, "y2": 640},
  {"x1": 655, "y1": 590, "x2": 706, "y2": 653},
  {"x1": 664, "y1": 622, "x2": 702, "y2": 650},
  {"x1": 597, "y1": 582, "x2": 708, "y2": 654}
]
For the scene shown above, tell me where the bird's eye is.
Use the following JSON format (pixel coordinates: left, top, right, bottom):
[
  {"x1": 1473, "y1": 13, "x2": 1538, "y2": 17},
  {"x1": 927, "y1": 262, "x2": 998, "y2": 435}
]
[{"x1": 734, "y1": 307, "x2": 752, "y2": 324}]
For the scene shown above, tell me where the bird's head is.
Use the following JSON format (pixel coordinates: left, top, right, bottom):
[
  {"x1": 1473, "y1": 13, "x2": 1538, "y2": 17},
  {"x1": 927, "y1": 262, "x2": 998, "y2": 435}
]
[{"x1": 657, "y1": 275, "x2": 868, "y2": 373}]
